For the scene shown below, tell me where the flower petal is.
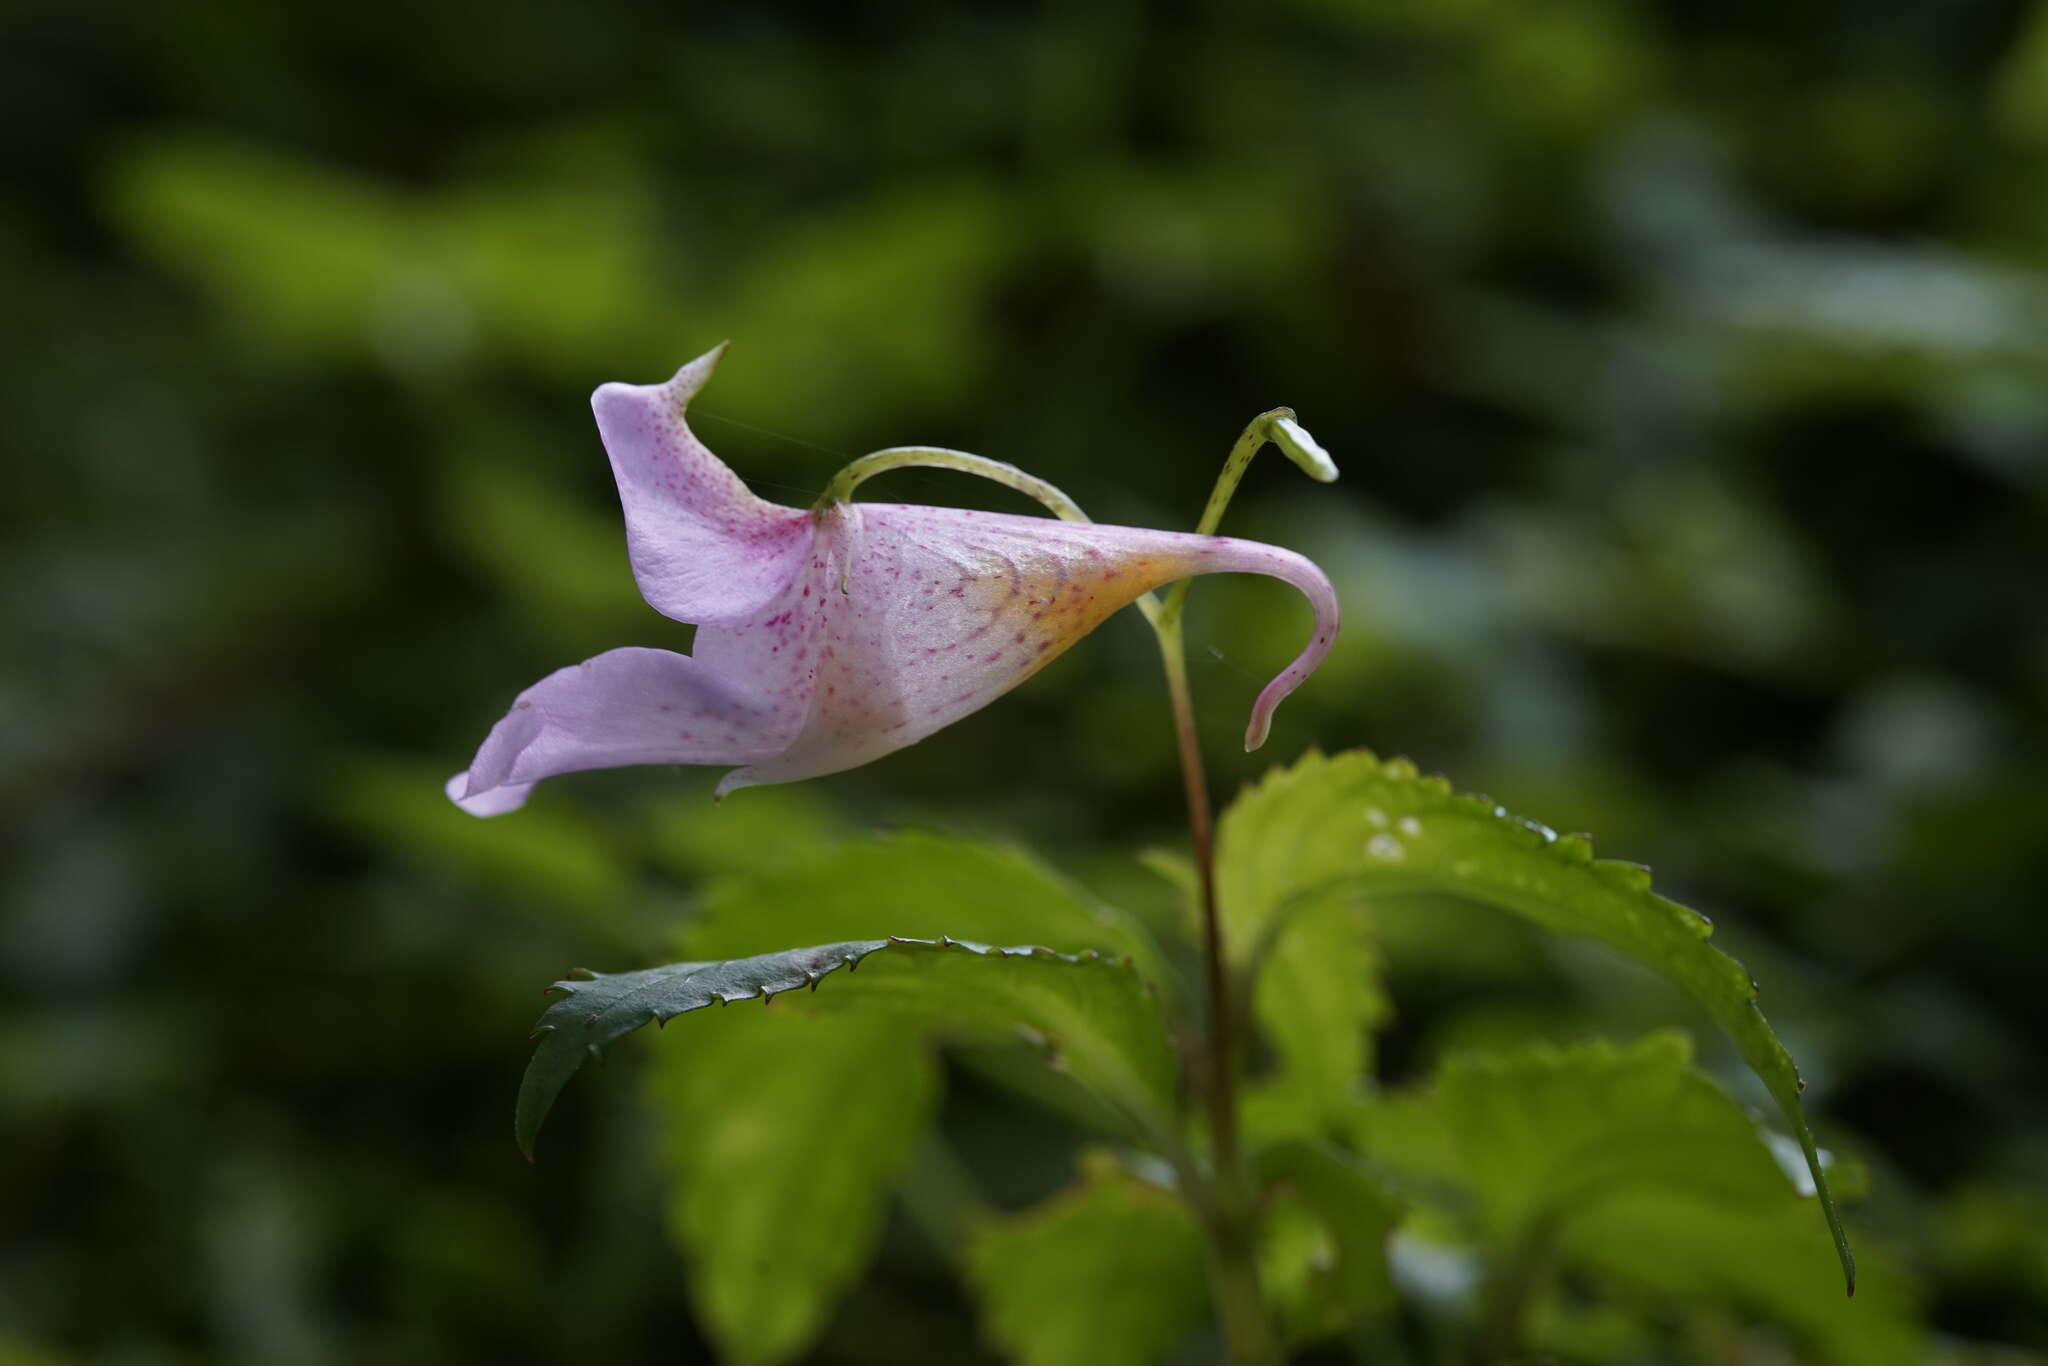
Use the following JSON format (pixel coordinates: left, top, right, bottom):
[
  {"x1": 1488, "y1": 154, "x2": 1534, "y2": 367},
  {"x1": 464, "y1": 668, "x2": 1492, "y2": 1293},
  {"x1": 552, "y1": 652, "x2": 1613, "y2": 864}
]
[
  {"x1": 716, "y1": 504, "x2": 1339, "y2": 792},
  {"x1": 448, "y1": 646, "x2": 809, "y2": 816},
  {"x1": 444, "y1": 773, "x2": 537, "y2": 818},
  {"x1": 591, "y1": 344, "x2": 814, "y2": 624}
]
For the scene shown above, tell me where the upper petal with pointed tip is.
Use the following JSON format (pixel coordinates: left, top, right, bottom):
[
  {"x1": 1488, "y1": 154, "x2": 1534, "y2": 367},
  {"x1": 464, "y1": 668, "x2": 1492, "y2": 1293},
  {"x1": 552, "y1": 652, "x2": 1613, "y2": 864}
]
[{"x1": 591, "y1": 345, "x2": 813, "y2": 624}]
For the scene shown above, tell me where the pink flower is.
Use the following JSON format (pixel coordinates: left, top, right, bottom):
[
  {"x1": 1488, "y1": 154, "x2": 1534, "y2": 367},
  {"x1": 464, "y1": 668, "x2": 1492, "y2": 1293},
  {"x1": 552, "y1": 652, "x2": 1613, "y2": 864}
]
[{"x1": 448, "y1": 346, "x2": 1339, "y2": 814}]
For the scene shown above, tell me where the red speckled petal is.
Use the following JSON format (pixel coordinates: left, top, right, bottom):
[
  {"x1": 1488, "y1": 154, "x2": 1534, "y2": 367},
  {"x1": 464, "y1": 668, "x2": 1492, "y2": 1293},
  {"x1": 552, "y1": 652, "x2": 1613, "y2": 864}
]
[
  {"x1": 453, "y1": 344, "x2": 1343, "y2": 814},
  {"x1": 591, "y1": 345, "x2": 813, "y2": 625},
  {"x1": 716, "y1": 503, "x2": 1338, "y2": 792}
]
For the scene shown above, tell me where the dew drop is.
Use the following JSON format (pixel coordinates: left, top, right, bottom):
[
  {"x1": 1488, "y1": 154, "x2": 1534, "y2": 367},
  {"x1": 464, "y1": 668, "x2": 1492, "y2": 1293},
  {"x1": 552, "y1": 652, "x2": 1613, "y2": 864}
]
[
  {"x1": 1364, "y1": 807, "x2": 1389, "y2": 828},
  {"x1": 1365, "y1": 834, "x2": 1405, "y2": 861},
  {"x1": 1397, "y1": 816, "x2": 1424, "y2": 837}
]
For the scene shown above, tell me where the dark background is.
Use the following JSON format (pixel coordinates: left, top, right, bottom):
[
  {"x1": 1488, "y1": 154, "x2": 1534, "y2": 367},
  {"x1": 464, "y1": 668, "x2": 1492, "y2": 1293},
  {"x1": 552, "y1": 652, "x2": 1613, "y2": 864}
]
[{"x1": 4, "y1": 1, "x2": 2046, "y2": 1362}]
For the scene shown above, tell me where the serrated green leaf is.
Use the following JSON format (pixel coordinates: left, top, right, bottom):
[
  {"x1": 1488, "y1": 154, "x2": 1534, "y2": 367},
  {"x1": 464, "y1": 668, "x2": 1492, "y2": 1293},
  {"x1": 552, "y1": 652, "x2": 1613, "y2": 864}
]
[
  {"x1": 679, "y1": 833, "x2": 1167, "y2": 1132},
  {"x1": 1215, "y1": 748, "x2": 1855, "y2": 1291},
  {"x1": 689, "y1": 832, "x2": 1165, "y2": 978},
  {"x1": 646, "y1": 1010, "x2": 935, "y2": 1366},
  {"x1": 518, "y1": 937, "x2": 1177, "y2": 1157},
  {"x1": 623, "y1": 835, "x2": 1176, "y2": 1366},
  {"x1": 1355, "y1": 1034, "x2": 1791, "y2": 1252},
  {"x1": 1253, "y1": 1139, "x2": 1403, "y2": 1345},
  {"x1": 967, "y1": 1153, "x2": 1209, "y2": 1366}
]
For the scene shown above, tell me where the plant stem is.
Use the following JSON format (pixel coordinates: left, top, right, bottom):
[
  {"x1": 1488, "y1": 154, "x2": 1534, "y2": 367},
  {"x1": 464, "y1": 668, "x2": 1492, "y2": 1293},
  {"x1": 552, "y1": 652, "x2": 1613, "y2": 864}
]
[
  {"x1": 1146, "y1": 406, "x2": 1339, "y2": 1366},
  {"x1": 1154, "y1": 612, "x2": 1281, "y2": 1366},
  {"x1": 1155, "y1": 620, "x2": 1236, "y2": 1183},
  {"x1": 1474, "y1": 1219, "x2": 1555, "y2": 1365},
  {"x1": 1208, "y1": 1224, "x2": 1284, "y2": 1366}
]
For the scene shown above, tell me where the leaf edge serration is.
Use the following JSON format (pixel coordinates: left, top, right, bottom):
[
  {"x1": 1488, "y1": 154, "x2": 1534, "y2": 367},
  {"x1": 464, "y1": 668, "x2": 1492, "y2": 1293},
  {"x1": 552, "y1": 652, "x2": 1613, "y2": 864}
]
[
  {"x1": 1219, "y1": 746, "x2": 1856, "y2": 1295},
  {"x1": 515, "y1": 936, "x2": 1127, "y2": 1160}
]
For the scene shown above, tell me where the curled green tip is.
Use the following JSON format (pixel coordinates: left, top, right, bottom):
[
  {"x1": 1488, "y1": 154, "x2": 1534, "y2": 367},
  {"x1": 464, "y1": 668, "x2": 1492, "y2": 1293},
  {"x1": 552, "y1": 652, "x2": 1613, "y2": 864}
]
[{"x1": 1270, "y1": 415, "x2": 1338, "y2": 483}]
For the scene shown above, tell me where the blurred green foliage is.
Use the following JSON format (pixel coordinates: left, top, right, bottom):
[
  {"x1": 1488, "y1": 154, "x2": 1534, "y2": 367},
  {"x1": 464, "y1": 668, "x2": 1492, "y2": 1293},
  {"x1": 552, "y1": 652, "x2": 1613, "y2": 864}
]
[
  {"x1": 969, "y1": 1150, "x2": 1211, "y2": 1366},
  {"x1": 5, "y1": 0, "x2": 2047, "y2": 1362},
  {"x1": 509, "y1": 768, "x2": 1866, "y2": 1363}
]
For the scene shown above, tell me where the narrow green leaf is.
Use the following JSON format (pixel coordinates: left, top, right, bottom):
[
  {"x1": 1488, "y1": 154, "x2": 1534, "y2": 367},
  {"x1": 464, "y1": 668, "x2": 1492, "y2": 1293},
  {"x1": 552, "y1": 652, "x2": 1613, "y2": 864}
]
[
  {"x1": 517, "y1": 940, "x2": 875, "y2": 1160},
  {"x1": 1253, "y1": 1139, "x2": 1403, "y2": 1345},
  {"x1": 647, "y1": 1011, "x2": 936, "y2": 1366},
  {"x1": 1215, "y1": 748, "x2": 1855, "y2": 1292},
  {"x1": 518, "y1": 937, "x2": 1177, "y2": 1158},
  {"x1": 796, "y1": 940, "x2": 1180, "y2": 1144},
  {"x1": 967, "y1": 1153, "x2": 1210, "y2": 1366}
]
